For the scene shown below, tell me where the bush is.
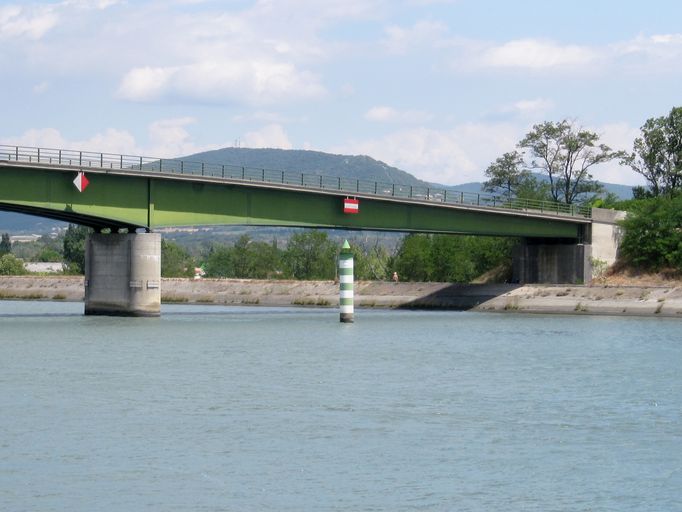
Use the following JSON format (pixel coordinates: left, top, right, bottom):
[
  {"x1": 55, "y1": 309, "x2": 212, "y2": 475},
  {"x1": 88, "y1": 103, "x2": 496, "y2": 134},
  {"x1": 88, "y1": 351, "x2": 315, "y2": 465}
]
[
  {"x1": 619, "y1": 195, "x2": 682, "y2": 271},
  {"x1": 161, "y1": 240, "x2": 196, "y2": 277},
  {"x1": 0, "y1": 254, "x2": 28, "y2": 275}
]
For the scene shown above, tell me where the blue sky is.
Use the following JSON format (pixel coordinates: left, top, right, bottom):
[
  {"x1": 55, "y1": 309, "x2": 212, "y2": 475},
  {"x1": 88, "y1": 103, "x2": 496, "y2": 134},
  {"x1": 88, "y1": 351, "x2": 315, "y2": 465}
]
[{"x1": 2, "y1": 0, "x2": 681, "y2": 186}]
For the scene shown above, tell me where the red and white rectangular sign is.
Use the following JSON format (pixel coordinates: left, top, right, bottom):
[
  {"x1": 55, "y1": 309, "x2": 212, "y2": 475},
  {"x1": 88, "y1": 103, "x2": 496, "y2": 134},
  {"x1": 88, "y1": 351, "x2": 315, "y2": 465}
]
[{"x1": 343, "y1": 198, "x2": 359, "y2": 214}]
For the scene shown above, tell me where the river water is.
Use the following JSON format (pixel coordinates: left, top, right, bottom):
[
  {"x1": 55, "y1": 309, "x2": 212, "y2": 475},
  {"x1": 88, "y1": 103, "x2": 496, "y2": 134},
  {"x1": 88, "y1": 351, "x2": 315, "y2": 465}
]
[{"x1": 0, "y1": 301, "x2": 680, "y2": 511}]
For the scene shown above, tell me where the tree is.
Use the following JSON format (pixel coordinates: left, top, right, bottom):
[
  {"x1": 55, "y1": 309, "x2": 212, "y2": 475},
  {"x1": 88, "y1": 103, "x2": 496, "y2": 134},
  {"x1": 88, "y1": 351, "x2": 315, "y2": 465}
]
[
  {"x1": 348, "y1": 239, "x2": 392, "y2": 280},
  {"x1": 513, "y1": 175, "x2": 553, "y2": 202},
  {"x1": 283, "y1": 230, "x2": 336, "y2": 280},
  {"x1": 391, "y1": 234, "x2": 515, "y2": 283},
  {"x1": 518, "y1": 120, "x2": 617, "y2": 204},
  {"x1": 483, "y1": 151, "x2": 528, "y2": 198},
  {"x1": 36, "y1": 246, "x2": 62, "y2": 262},
  {"x1": 392, "y1": 234, "x2": 432, "y2": 281},
  {"x1": 230, "y1": 235, "x2": 282, "y2": 279},
  {"x1": 202, "y1": 236, "x2": 283, "y2": 279},
  {"x1": 429, "y1": 235, "x2": 475, "y2": 282},
  {"x1": 618, "y1": 195, "x2": 682, "y2": 271},
  {"x1": 203, "y1": 244, "x2": 234, "y2": 277},
  {"x1": 588, "y1": 191, "x2": 621, "y2": 210},
  {"x1": 63, "y1": 224, "x2": 90, "y2": 274},
  {"x1": 0, "y1": 233, "x2": 11, "y2": 256},
  {"x1": 247, "y1": 240, "x2": 282, "y2": 279},
  {"x1": 0, "y1": 254, "x2": 27, "y2": 275},
  {"x1": 621, "y1": 106, "x2": 682, "y2": 197},
  {"x1": 161, "y1": 239, "x2": 195, "y2": 277}
]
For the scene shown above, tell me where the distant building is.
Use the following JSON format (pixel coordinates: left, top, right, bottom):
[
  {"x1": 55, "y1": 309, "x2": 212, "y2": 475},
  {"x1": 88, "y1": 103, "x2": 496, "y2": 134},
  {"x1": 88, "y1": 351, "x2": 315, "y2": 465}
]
[{"x1": 10, "y1": 235, "x2": 41, "y2": 243}]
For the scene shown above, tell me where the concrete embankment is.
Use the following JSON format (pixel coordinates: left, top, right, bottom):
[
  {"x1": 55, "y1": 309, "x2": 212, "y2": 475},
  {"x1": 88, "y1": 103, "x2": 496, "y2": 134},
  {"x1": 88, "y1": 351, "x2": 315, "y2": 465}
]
[{"x1": 2, "y1": 276, "x2": 682, "y2": 317}]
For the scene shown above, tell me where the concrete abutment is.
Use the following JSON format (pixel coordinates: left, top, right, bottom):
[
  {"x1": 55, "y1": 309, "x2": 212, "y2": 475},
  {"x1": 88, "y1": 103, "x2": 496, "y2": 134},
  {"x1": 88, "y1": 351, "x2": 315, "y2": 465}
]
[
  {"x1": 511, "y1": 207, "x2": 625, "y2": 284},
  {"x1": 84, "y1": 232, "x2": 161, "y2": 316},
  {"x1": 512, "y1": 241, "x2": 592, "y2": 284}
]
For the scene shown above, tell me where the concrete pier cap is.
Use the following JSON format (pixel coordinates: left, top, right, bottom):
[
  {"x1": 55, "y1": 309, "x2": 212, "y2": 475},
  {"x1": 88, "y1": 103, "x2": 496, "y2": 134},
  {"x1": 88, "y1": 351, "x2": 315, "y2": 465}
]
[{"x1": 84, "y1": 232, "x2": 161, "y2": 316}]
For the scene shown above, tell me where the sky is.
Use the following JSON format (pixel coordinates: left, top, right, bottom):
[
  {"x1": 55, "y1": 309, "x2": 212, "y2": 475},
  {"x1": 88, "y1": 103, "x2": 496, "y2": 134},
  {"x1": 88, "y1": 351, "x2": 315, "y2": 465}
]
[{"x1": 1, "y1": 0, "x2": 681, "y2": 186}]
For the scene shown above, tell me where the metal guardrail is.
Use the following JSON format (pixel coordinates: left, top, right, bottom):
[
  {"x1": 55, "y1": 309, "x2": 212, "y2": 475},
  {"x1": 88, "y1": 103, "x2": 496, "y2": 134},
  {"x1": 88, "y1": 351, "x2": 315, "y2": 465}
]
[{"x1": 0, "y1": 144, "x2": 592, "y2": 219}]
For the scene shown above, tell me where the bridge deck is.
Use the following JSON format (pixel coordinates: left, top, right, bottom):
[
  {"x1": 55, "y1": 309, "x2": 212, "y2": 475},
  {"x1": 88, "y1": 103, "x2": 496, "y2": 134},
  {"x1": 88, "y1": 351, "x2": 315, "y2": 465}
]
[{"x1": 0, "y1": 145, "x2": 591, "y2": 222}]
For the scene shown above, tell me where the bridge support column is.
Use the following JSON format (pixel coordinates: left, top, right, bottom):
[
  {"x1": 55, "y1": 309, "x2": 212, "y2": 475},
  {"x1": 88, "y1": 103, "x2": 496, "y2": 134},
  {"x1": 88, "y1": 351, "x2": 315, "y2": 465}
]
[
  {"x1": 84, "y1": 232, "x2": 161, "y2": 316},
  {"x1": 512, "y1": 240, "x2": 592, "y2": 284}
]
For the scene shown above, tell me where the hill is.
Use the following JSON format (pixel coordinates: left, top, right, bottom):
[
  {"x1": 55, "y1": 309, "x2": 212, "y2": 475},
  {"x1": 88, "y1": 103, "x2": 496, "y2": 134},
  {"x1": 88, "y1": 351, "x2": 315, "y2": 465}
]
[
  {"x1": 182, "y1": 147, "x2": 429, "y2": 187},
  {"x1": 0, "y1": 211, "x2": 65, "y2": 235}
]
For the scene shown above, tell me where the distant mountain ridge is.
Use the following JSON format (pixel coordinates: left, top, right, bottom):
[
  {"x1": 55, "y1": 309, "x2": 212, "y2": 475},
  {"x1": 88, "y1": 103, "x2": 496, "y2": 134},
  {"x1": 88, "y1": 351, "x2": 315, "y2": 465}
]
[
  {"x1": 450, "y1": 176, "x2": 634, "y2": 200},
  {"x1": 1, "y1": 147, "x2": 634, "y2": 233},
  {"x1": 183, "y1": 147, "x2": 428, "y2": 187}
]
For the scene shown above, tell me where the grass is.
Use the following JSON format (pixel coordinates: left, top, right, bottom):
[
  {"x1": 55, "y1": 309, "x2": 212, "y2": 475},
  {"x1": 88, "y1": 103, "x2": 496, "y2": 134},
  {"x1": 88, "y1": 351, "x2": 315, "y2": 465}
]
[
  {"x1": 292, "y1": 297, "x2": 331, "y2": 306},
  {"x1": 0, "y1": 292, "x2": 45, "y2": 300},
  {"x1": 574, "y1": 302, "x2": 588, "y2": 312},
  {"x1": 161, "y1": 295, "x2": 189, "y2": 303}
]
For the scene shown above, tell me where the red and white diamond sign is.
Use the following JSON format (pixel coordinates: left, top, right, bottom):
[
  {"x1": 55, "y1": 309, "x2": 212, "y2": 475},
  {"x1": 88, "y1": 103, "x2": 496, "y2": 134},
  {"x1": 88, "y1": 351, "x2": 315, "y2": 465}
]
[
  {"x1": 343, "y1": 198, "x2": 359, "y2": 214},
  {"x1": 73, "y1": 171, "x2": 90, "y2": 192}
]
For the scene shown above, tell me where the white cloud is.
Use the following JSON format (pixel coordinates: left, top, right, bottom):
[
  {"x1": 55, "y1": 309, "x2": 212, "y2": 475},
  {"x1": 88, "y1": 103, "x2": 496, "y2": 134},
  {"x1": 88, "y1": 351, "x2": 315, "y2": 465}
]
[
  {"x1": 118, "y1": 59, "x2": 326, "y2": 106},
  {"x1": 3, "y1": 127, "x2": 138, "y2": 154},
  {"x1": 383, "y1": 20, "x2": 448, "y2": 54},
  {"x1": 116, "y1": 67, "x2": 175, "y2": 102},
  {"x1": 32, "y1": 81, "x2": 50, "y2": 94},
  {"x1": 232, "y1": 112, "x2": 286, "y2": 123},
  {"x1": 480, "y1": 39, "x2": 597, "y2": 70},
  {"x1": 63, "y1": 0, "x2": 122, "y2": 10},
  {"x1": 335, "y1": 123, "x2": 521, "y2": 184},
  {"x1": 0, "y1": 4, "x2": 58, "y2": 40},
  {"x1": 588, "y1": 122, "x2": 643, "y2": 186},
  {"x1": 1, "y1": 118, "x2": 226, "y2": 158},
  {"x1": 365, "y1": 106, "x2": 433, "y2": 124},
  {"x1": 242, "y1": 124, "x2": 293, "y2": 149},
  {"x1": 146, "y1": 117, "x2": 215, "y2": 157},
  {"x1": 611, "y1": 33, "x2": 682, "y2": 70},
  {"x1": 499, "y1": 98, "x2": 554, "y2": 118},
  {"x1": 252, "y1": 0, "x2": 386, "y2": 23}
]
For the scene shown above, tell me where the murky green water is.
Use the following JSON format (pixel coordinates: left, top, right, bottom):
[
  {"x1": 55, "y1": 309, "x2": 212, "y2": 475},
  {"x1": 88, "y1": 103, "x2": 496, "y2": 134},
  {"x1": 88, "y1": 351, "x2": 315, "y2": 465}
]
[{"x1": 1, "y1": 301, "x2": 680, "y2": 511}]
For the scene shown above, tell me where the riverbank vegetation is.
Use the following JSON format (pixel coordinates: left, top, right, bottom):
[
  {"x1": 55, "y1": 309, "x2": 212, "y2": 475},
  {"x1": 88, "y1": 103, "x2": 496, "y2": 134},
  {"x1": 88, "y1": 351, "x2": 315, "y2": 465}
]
[{"x1": 1, "y1": 225, "x2": 516, "y2": 284}]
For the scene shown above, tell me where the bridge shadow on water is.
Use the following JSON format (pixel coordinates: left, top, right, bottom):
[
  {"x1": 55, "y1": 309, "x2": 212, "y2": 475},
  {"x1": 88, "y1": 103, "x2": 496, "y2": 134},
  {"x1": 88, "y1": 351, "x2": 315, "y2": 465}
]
[{"x1": 398, "y1": 283, "x2": 523, "y2": 310}]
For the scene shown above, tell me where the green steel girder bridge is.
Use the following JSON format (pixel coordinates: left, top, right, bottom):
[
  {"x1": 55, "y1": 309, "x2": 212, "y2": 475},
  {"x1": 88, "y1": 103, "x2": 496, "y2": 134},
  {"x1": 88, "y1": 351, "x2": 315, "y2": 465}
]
[{"x1": 0, "y1": 145, "x2": 590, "y2": 240}]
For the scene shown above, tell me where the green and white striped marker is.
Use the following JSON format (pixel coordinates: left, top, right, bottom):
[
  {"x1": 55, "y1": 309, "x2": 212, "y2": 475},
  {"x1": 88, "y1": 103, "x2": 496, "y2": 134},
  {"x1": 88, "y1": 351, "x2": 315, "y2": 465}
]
[{"x1": 339, "y1": 240, "x2": 354, "y2": 323}]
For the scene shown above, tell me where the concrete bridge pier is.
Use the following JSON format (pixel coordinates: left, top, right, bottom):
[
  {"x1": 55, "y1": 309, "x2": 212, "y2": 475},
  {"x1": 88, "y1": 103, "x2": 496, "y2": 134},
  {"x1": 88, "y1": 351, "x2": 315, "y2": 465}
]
[{"x1": 84, "y1": 232, "x2": 161, "y2": 316}]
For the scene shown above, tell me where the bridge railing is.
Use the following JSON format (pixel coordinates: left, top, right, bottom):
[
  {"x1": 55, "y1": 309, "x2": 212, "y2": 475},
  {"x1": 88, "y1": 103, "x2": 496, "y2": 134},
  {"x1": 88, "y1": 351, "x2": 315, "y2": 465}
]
[{"x1": 0, "y1": 144, "x2": 592, "y2": 218}]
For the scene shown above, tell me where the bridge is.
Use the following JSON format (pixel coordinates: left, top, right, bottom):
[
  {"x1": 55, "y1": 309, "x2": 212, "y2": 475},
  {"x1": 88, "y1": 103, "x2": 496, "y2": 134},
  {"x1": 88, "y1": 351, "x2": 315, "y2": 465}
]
[{"x1": 0, "y1": 145, "x2": 617, "y2": 316}]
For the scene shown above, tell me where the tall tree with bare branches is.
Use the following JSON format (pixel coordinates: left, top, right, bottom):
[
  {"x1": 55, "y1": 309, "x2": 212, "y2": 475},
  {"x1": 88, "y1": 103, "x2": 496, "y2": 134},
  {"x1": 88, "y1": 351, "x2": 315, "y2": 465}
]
[{"x1": 518, "y1": 120, "x2": 618, "y2": 204}]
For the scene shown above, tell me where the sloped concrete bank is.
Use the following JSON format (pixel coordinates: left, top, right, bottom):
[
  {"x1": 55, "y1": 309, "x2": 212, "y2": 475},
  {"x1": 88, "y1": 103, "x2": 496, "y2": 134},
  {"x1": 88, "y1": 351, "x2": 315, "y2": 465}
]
[{"x1": 1, "y1": 276, "x2": 682, "y2": 317}]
